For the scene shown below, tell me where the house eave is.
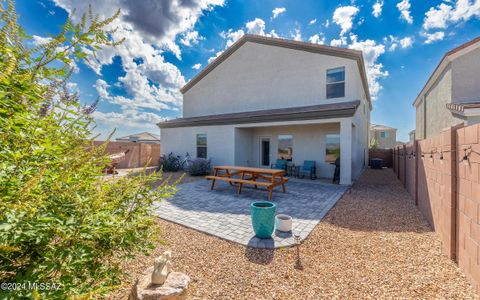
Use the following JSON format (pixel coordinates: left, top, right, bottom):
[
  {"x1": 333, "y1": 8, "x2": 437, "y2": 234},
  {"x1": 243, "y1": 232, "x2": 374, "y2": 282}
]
[{"x1": 157, "y1": 100, "x2": 360, "y2": 129}]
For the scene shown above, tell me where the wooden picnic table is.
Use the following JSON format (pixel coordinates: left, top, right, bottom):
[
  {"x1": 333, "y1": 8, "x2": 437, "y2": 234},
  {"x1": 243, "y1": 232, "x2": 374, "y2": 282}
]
[{"x1": 205, "y1": 165, "x2": 288, "y2": 200}]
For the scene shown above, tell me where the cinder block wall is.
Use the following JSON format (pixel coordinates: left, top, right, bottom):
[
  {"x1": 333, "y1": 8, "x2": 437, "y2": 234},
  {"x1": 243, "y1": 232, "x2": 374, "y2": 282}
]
[
  {"x1": 394, "y1": 124, "x2": 480, "y2": 293},
  {"x1": 456, "y1": 125, "x2": 480, "y2": 293},
  {"x1": 93, "y1": 141, "x2": 160, "y2": 169},
  {"x1": 369, "y1": 149, "x2": 393, "y2": 168},
  {"x1": 417, "y1": 127, "x2": 457, "y2": 259},
  {"x1": 404, "y1": 143, "x2": 417, "y2": 203}
]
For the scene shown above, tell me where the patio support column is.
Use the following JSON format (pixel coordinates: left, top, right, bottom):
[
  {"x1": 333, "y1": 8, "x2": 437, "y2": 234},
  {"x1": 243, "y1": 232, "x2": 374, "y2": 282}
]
[{"x1": 340, "y1": 119, "x2": 352, "y2": 185}]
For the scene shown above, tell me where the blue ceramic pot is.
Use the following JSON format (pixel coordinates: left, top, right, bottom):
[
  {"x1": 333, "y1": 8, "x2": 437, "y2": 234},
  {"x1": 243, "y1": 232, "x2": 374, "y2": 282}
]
[{"x1": 250, "y1": 201, "x2": 276, "y2": 238}]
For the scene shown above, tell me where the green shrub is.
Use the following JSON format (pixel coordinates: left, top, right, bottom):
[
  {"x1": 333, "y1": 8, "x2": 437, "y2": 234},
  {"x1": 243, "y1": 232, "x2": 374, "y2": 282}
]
[
  {"x1": 188, "y1": 158, "x2": 211, "y2": 176},
  {"x1": 158, "y1": 152, "x2": 181, "y2": 172},
  {"x1": 0, "y1": 1, "x2": 177, "y2": 298}
]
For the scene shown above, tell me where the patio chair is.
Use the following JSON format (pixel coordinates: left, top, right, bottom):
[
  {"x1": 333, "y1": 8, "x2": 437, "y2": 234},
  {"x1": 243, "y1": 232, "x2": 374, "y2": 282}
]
[
  {"x1": 271, "y1": 159, "x2": 287, "y2": 170},
  {"x1": 297, "y1": 160, "x2": 317, "y2": 180}
]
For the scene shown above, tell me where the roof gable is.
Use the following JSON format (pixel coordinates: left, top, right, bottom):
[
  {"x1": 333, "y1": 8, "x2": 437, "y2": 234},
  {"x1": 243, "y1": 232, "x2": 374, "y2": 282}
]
[
  {"x1": 181, "y1": 34, "x2": 371, "y2": 106},
  {"x1": 413, "y1": 36, "x2": 480, "y2": 107},
  {"x1": 117, "y1": 132, "x2": 160, "y2": 141}
]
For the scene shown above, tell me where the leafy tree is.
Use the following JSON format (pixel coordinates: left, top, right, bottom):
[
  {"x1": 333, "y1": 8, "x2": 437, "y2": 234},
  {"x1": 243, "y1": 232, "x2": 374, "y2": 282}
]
[
  {"x1": 369, "y1": 138, "x2": 379, "y2": 149},
  {"x1": 0, "y1": 1, "x2": 176, "y2": 298}
]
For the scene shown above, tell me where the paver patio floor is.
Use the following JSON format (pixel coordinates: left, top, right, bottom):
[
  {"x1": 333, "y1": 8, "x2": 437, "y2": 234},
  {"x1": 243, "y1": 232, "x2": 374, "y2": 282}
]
[{"x1": 154, "y1": 178, "x2": 347, "y2": 248}]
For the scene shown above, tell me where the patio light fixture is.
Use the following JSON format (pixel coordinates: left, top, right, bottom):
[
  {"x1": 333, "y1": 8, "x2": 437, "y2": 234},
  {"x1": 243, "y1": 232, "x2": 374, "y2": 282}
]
[{"x1": 462, "y1": 148, "x2": 469, "y2": 166}]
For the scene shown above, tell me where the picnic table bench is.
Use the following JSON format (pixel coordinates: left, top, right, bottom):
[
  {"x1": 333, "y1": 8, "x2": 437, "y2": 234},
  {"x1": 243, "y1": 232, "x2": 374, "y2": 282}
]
[{"x1": 205, "y1": 165, "x2": 288, "y2": 200}]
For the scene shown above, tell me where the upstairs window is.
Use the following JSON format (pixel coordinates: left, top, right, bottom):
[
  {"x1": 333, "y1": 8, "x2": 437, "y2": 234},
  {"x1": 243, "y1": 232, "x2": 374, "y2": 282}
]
[
  {"x1": 380, "y1": 131, "x2": 389, "y2": 138},
  {"x1": 196, "y1": 134, "x2": 207, "y2": 158},
  {"x1": 326, "y1": 67, "x2": 345, "y2": 99}
]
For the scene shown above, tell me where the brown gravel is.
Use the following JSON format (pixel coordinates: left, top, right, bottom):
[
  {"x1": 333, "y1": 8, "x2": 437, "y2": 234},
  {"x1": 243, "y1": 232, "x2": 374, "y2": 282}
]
[{"x1": 109, "y1": 169, "x2": 479, "y2": 299}]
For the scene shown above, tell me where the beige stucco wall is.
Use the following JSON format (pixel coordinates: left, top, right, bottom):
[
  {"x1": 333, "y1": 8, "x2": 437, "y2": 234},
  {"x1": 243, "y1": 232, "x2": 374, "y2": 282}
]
[
  {"x1": 416, "y1": 99, "x2": 425, "y2": 140},
  {"x1": 369, "y1": 128, "x2": 396, "y2": 149},
  {"x1": 425, "y1": 67, "x2": 463, "y2": 138},
  {"x1": 415, "y1": 47, "x2": 480, "y2": 139},
  {"x1": 415, "y1": 66, "x2": 463, "y2": 139},
  {"x1": 160, "y1": 125, "x2": 236, "y2": 166},
  {"x1": 183, "y1": 41, "x2": 364, "y2": 117},
  {"x1": 452, "y1": 47, "x2": 480, "y2": 103}
]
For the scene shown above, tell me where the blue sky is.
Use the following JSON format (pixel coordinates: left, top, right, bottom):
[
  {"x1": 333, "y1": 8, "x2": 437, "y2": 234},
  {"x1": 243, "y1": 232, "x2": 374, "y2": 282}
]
[{"x1": 17, "y1": 0, "x2": 480, "y2": 141}]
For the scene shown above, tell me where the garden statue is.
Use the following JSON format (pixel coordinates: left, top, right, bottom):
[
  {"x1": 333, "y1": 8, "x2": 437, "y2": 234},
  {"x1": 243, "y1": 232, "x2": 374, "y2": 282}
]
[{"x1": 151, "y1": 251, "x2": 172, "y2": 285}]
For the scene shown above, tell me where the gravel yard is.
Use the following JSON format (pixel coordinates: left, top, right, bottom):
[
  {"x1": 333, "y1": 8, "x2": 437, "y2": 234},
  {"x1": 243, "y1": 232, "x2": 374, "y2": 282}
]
[{"x1": 111, "y1": 169, "x2": 478, "y2": 299}]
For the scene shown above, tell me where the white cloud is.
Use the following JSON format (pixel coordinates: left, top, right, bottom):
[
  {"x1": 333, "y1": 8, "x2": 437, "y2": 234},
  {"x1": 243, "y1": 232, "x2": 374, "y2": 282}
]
[
  {"x1": 272, "y1": 7, "x2": 286, "y2": 19},
  {"x1": 330, "y1": 37, "x2": 348, "y2": 47},
  {"x1": 399, "y1": 36, "x2": 414, "y2": 48},
  {"x1": 221, "y1": 28, "x2": 245, "y2": 47},
  {"x1": 386, "y1": 35, "x2": 414, "y2": 51},
  {"x1": 348, "y1": 35, "x2": 388, "y2": 99},
  {"x1": 332, "y1": 6, "x2": 360, "y2": 36},
  {"x1": 51, "y1": 0, "x2": 225, "y2": 118},
  {"x1": 309, "y1": 18, "x2": 317, "y2": 25},
  {"x1": 32, "y1": 35, "x2": 53, "y2": 45},
  {"x1": 423, "y1": 0, "x2": 480, "y2": 30},
  {"x1": 52, "y1": 0, "x2": 224, "y2": 60},
  {"x1": 389, "y1": 43, "x2": 398, "y2": 52},
  {"x1": 210, "y1": 18, "x2": 280, "y2": 63},
  {"x1": 208, "y1": 50, "x2": 224, "y2": 63},
  {"x1": 192, "y1": 63, "x2": 202, "y2": 70},
  {"x1": 423, "y1": 31, "x2": 445, "y2": 44},
  {"x1": 291, "y1": 28, "x2": 302, "y2": 41},
  {"x1": 246, "y1": 18, "x2": 269, "y2": 35},
  {"x1": 372, "y1": 1, "x2": 383, "y2": 18},
  {"x1": 94, "y1": 79, "x2": 110, "y2": 99},
  {"x1": 309, "y1": 34, "x2": 325, "y2": 45},
  {"x1": 92, "y1": 109, "x2": 166, "y2": 131},
  {"x1": 397, "y1": 0, "x2": 413, "y2": 24},
  {"x1": 180, "y1": 30, "x2": 203, "y2": 47},
  {"x1": 210, "y1": 17, "x2": 281, "y2": 64}
]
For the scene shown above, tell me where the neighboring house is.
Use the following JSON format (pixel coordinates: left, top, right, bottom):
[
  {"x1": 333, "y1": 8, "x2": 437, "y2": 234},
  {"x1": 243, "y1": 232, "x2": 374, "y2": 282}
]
[
  {"x1": 116, "y1": 132, "x2": 161, "y2": 144},
  {"x1": 158, "y1": 35, "x2": 371, "y2": 185},
  {"x1": 409, "y1": 130, "x2": 415, "y2": 143},
  {"x1": 369, "y1": 124, "x2": 397, "y2": 149},
  {"x1": 413, "y1": 36, "x2": 480, "y2": 140}
]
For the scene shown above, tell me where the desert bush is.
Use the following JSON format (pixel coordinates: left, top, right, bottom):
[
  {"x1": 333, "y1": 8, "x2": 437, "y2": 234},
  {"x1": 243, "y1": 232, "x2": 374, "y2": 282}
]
[
  {"x1": 188, "y1": 157, "x2": 211, "y2": 176},
  {"x1": 0, "y1": 2, "x2": 177, "y2": 298},
  {"x1": 159, "y1": 152, "x2": 181, "y2": 172}
]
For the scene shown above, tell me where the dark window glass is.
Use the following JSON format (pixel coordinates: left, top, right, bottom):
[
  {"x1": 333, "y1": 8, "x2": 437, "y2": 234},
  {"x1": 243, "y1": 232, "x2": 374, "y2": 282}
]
[
  {"x1": 327, "y1": 82, "x2": 345, "y2": 98},
  {"x1": 327, "y1": 67, "x2": 345, "y2": 83},
  {"x1": 326, "y1": 67, "x2": 345, "y2": 99},
  {"x1": 261, "y1": 140, "x2": 270, "y2": 166},
  {"x1": 196, "y1": 134, "x2": 207, "y2": 158}
]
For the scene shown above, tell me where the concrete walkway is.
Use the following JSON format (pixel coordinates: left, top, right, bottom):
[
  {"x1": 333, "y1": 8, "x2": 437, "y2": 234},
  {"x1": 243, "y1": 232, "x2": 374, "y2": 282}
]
[{"x1": 154, "y1": 178, "x2": 347, "y2": 248}]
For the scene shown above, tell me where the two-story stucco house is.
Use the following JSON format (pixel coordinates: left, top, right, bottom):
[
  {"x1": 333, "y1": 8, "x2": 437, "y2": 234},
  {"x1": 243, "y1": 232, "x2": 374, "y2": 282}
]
[
  {"x1": 369, "y1": 124, "x2": 397, "y2": 149},
  {"x1": 158, "y1": 35, "x2": 371, "y2": 185},
  {"x1": 413, "y1": 36, "x2": 480, "y2": 140}
]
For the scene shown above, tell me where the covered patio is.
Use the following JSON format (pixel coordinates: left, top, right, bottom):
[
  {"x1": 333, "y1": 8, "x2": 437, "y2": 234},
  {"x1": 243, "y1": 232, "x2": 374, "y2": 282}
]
[
  {"x1": 233, "y1": 118, "x2": 358, "y2": 184},
  {"x1": 154, "y1": 178, "x2": 347, "y2": 248}
]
